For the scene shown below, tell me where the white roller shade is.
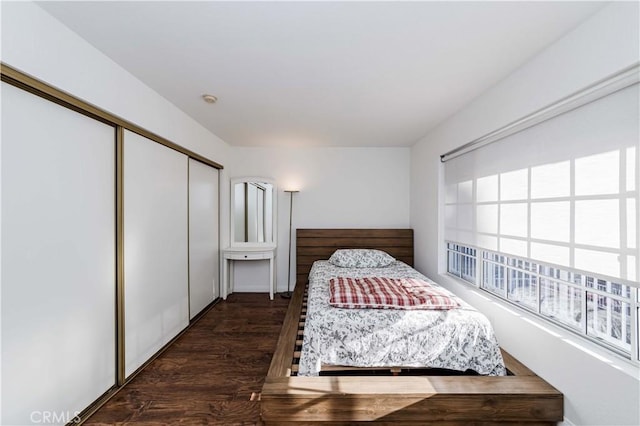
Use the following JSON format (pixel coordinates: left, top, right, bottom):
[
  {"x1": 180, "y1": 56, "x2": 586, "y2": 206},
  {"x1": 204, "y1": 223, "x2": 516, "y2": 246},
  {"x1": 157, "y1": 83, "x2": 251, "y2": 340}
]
[{"x1": 444, "y1": 83, "x2": 639, "y2": 282}]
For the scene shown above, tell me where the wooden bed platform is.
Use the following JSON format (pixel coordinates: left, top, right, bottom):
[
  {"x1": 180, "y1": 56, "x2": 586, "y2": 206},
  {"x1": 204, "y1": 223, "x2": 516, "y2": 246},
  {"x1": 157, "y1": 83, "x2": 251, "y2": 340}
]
[{"x1": 261, "y1": 229, "x2": 563, "y2": 424}]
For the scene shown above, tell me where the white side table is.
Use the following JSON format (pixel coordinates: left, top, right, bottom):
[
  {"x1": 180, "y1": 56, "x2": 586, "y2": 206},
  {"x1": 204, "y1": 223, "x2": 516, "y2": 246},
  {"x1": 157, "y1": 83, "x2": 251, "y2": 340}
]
[{"x1": 222, "y1": 247, "x2": 277, "y2": 300}]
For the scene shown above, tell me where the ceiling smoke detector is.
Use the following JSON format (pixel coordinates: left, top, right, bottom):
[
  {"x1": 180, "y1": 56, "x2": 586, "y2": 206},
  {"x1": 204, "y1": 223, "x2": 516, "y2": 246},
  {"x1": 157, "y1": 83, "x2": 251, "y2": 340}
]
[{"x1": 202, "y1": 94, "x2": 218, "y2": 104}]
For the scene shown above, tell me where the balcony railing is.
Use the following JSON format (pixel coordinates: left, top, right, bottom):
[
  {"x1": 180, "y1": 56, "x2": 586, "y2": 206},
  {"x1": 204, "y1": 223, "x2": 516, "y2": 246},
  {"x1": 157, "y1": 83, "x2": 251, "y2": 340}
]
[{"x1": 446, "y1": 242, "x2": 639, "y2": 362}]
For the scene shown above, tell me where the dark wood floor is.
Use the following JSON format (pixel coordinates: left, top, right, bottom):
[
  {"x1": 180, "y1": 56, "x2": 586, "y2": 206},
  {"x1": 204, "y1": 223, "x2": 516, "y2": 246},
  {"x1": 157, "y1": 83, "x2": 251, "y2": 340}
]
[{"x1": 86, "y1": 293, "x2": 289, "y2": 425}]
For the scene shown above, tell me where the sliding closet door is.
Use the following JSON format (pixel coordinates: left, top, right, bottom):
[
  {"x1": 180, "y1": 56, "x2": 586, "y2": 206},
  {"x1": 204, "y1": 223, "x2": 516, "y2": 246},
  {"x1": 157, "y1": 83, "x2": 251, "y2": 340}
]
[
  {"x1": 1, "y1": 83, "x2": 115, "y2": 424},
  {"x1": 188, "y1": 159, "x2": 220, "y2": 319},
  {"x1": 124, "y1": 130, "x2": 189, "y2": 377}
]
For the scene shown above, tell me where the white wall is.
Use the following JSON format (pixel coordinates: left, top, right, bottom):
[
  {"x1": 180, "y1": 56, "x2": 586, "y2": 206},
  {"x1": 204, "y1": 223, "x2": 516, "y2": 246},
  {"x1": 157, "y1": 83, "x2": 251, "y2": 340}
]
[
  {"x1": 410, "y1": 3, "x2": 640, "y2": 425},
  {"x1": 0, "y1": 2, "x2": 229, "y2": 164},
  {"x1": 230, "y1": 147, "x2": 410, "y2": 293}
]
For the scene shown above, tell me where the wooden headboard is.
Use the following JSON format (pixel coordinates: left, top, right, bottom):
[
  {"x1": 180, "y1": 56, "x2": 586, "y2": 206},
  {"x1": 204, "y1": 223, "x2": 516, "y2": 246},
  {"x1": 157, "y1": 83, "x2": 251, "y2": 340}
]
[{"x1": 295, "y1": 228, "x2": 414, "y2": 284}]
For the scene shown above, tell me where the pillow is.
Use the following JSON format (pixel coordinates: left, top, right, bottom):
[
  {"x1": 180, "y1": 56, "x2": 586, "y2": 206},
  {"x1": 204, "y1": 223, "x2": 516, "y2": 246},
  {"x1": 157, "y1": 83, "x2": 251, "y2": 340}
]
[{"x1": 328, "y1": 249, "x2": 395, "y2": 268}]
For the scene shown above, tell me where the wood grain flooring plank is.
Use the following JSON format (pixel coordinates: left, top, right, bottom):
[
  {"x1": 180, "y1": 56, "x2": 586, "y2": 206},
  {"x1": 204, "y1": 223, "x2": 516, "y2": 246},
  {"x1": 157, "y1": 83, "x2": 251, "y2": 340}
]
[{"x1": 85, "y1": 293, "x2": 288, "y2": 425}]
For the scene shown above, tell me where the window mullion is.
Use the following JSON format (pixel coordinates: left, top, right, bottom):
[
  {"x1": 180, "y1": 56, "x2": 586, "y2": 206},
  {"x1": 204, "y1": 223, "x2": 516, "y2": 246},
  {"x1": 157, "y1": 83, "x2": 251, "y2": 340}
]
[
  {"x1": 581, "y1": 275, "x2": 588, "y2": 336},
  {"x1": 631, "y1": 288, "x2": 639, "y2": 362},
  {"x1": 569, "y1": 158, "x2": 576, "y2": 273},
  {"x1": 477, "y1": 249, "x2": 483, "y2": 288},
  {"x1": 620, "y1": 147, "x2": 628, "y2": 279}
]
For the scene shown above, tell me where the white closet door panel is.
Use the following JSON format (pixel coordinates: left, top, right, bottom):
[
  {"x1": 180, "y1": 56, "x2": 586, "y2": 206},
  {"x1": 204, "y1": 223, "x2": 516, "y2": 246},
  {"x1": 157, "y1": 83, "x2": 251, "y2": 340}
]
[
  {"x1": 1, "y1": 83, "x2": 115, "y2": 424},
  {"x1": 189, "y1": 159, "x2": 219, "y2": 319},
  {"x1": 124, "y1": 130, "x2": 188, "y2": 377}
]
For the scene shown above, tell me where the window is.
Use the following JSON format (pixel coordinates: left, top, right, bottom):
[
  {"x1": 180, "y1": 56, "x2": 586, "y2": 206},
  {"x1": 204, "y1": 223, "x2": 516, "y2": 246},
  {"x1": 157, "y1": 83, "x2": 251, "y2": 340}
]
[
  {"x1": 450, "y1": 243, "x2": 634, "y2": 355},
  {"x1": 443, "y1": 72, "x2": 639, "y2": 361},
  {"x1": 447, "y1": 243, "x2": 476, "y2": 284}
]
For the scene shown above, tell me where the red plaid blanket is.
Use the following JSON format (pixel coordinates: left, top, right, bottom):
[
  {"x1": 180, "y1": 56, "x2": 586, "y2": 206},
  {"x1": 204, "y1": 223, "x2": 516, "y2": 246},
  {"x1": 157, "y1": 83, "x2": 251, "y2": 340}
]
[{"x1": 329, "y1": 277, "x2": 461, "y2": 310}]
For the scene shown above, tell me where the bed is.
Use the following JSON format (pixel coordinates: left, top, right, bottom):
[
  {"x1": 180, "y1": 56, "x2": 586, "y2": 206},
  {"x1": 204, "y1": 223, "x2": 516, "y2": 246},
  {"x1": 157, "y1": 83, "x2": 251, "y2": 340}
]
[
  {"x1": 299, "y1": 258, "x2": 506, "y2": 376},
  {"x1": 261, "y1": 229, "x2": 563, "y2": 424}
]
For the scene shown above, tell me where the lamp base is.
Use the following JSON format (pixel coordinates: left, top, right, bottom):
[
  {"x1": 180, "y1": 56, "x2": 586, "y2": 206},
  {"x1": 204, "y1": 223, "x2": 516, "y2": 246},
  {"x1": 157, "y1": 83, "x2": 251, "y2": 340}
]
[{"x1": 280, "y1": 291, "x2": 293, "y2": 299}]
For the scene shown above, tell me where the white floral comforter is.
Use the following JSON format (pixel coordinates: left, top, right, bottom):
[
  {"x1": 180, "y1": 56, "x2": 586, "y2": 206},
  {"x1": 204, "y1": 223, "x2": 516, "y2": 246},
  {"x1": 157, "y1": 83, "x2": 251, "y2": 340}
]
[{"x1": 298, "y1": 261, "x2": 506, "y2": 376}]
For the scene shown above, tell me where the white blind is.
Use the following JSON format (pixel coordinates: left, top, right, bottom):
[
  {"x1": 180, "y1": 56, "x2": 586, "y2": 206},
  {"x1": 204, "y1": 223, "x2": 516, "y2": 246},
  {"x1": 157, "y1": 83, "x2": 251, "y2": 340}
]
[{"x1": 444, "y1": 83, "x2": 639, "y2": 283}]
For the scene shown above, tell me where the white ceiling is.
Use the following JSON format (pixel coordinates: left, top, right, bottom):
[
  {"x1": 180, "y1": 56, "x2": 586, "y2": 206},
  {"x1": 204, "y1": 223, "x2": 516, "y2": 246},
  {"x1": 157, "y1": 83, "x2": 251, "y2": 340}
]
[{"x1": 38, "y1": 1, "x2": 606, "y2": 148}]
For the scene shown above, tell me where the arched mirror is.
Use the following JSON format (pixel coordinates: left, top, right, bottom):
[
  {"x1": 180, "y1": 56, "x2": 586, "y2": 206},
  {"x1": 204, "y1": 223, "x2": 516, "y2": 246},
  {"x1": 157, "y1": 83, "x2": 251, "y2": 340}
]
[{"x1": 230, "y1": 177, "x2": 277, "y2": 248}]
